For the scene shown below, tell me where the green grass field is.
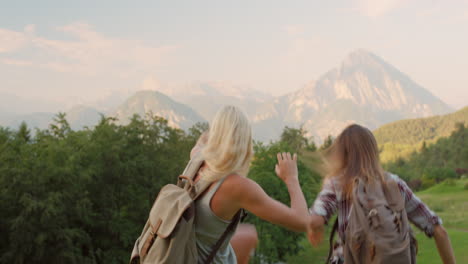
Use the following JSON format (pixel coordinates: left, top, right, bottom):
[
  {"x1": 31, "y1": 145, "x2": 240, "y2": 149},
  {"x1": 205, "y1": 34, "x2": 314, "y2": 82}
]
[
  {"x1": 287, "y1": 179, "x2": 468, "y2": 263},
  {"x1": 415, "y1": 178, "x2": 468, "y2": 263}
]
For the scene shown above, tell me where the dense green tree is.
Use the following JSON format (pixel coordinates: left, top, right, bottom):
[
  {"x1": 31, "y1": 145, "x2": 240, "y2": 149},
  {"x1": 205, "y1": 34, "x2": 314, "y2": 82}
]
[
  {"x1": 16, "y1": 122, "x2": 31, "y2": 143},
  {"x1": 187, "y1": 122, "x2": 209, "y2": 142},
  {"x1": 246, "y1": 141, "x2": 320, "y2": 263},
  {"x1": 244, "y1": 126, "x2": 324, "y2": 263},
  {"x1": 319, "y1": 135, "x2": 334, "y2": 150},
  {"x1": 0, "y1": 115, "x2": 323, "y2": 264},
  {"x1": 280, "y1": 126, "x2": 309, "y2": 153},
  {"x1": 280, "y1": 126, "x2": 317, "y2": 153},
  {"x1": 0, "y1": 113, "x2": 195, "y2": 263}
]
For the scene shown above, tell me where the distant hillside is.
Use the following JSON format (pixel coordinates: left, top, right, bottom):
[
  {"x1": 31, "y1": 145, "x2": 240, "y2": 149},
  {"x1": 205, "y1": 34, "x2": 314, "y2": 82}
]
[
  {"x1": 152, "y1": 81, "x2": 272, "y2": 121},
  {"x1": 2, "y1": 106, "x2": 102, "y2": 131},
  {"x1": 0, "y1": 92, "x2": 64, "y2": 114},
  {"x1": 375, "y1": 106, "x2": 468, "y2": 145},
  {"x1": 6, "y1": 112, "x2": 55, "y2": 130},
  {"x1": 383, "y1": 122, "x2": 468, "y2": 183},
  {"x1": 0, "y1": 91, "x2": 206, "y2": 132},
  {"x1": 112, "y1": 90, "x2": 206, "y2": 130},
  {"x1": 66, "y1": 106, "x2": 102, "y2": 130}
]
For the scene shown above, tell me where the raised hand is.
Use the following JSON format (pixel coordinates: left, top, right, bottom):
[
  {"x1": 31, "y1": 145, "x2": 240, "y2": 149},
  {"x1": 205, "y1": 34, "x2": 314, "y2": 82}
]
[{"x1": 275, "y1": 152, "x2": 298, "y2": 185}]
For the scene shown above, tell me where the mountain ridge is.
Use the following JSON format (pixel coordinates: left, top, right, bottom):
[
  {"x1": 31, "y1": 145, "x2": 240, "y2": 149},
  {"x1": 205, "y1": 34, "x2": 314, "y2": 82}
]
[
  {"x1": 112, "y1": 90, "x2": 206, "y2": 130},
  {"x1": 375, "y1": 106, "x2": 468, "y2": 145},
  {"x1": 250, "y1": 49, "x2": 452, "y2": 142},
  {"x1": 0, "y1": 50, "x2": 455, "y2": 143}
]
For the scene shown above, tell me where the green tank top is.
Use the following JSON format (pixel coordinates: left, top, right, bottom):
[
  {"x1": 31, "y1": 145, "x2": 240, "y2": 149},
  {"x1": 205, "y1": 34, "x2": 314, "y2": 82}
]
[{"x1": 194, "y1": 177, "x2": 238, "y2": 264}]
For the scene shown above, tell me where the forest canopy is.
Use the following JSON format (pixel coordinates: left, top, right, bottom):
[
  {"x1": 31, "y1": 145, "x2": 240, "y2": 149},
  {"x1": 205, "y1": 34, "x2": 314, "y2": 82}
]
[{"x1": 0, "y1": 113, "x2": 322, "y2": 264}]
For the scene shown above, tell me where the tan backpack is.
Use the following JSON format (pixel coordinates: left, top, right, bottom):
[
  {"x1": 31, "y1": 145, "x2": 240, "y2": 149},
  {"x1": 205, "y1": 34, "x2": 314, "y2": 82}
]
[
  {"x1": 129, "y1": 154, "x2": 241, "y2": 264},
  {"x1": 328, "y1": 176, "x2": 417, "y2": 264},
  {"x1": 326, "y1": 175, "x2": 418, "y2": 264}
]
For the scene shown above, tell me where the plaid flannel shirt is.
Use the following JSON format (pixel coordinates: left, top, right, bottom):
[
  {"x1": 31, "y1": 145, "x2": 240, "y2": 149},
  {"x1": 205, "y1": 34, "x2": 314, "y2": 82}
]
[{"x1": 310, "y1": 173, "x2": 442, "y2": 241}]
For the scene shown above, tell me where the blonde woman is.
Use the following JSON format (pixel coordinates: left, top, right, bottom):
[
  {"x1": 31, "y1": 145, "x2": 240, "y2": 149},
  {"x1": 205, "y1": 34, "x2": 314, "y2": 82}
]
[
  {"x1": 307, "y1": 124, "x2": 456, "y2": 264},
  {"x1": 190, "y1": 105, "x2": 309, "y2": 264}
]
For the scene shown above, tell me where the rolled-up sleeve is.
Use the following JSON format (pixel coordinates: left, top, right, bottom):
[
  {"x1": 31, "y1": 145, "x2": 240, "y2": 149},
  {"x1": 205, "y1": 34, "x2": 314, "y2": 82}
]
[
  {"x1": 309, "y1": 178, "x2": 338, "y2": 224},
  {"x1": 396, "y1": 176, "x2": 442, "y2": 237}
]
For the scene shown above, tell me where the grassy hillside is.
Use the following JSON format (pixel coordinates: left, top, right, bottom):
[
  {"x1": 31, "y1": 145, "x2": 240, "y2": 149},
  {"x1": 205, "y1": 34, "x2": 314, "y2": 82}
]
[
  {"x1": 375, "y1": 106, "x2": 468, "y2": 145},
  {"x1": 383, "y1": 123, "x2": 467, "y2": 184},
  {"x1": 417, "y1": 179, "x2": 468, "y2": 230},
  {"x1": 413, "y1": 179, "x2": 468, "y2": 264},
  {"x1": 375, "y1": 106, "x2": 468, "y2": 162},
  {"x1": 287, "y1": 179, "x2": 468, "y2": 263}
]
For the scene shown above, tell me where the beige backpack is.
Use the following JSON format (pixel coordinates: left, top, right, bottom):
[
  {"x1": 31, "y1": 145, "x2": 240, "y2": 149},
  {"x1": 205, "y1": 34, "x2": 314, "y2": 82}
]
[
  {"x1": 333, "y1": 176, "x2": 417, "y2": 264},
  {"x1": 129, "y1": 154, "x2": 241, "y2": 264}
]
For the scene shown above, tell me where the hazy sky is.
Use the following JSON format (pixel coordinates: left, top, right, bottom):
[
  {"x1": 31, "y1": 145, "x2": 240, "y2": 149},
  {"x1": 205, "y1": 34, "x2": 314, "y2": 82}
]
[{"x1": 1, "y1": 0, "x2": 467, "y2": 109}]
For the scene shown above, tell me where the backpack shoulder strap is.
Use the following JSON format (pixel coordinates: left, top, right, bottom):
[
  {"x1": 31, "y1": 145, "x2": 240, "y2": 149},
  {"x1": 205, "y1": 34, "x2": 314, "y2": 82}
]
[
  {"x1": 178, "y1": 152, "x2": 205, "y2": 185},
  {"x1": 177, "y1": 152, "x2": 213, "y2": 199},
  {"x1": 204, "y1": 209, "x2": 244, "y2": 264},
  {"x1": 326, "y1": 218, "x2": 339, "y2": 264},
  {"x1": 186, "y1": 178, "x2": 211, "y2": 200},
  {"x1": 382, "y1": 174, "x2": 405, "y2": 211}
]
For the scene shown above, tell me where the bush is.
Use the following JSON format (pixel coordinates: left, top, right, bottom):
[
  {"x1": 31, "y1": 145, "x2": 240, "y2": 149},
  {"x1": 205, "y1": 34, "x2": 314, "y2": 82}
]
[
  {"x1": 443, "y1": 178, "x2": 456, "y2": 186},
  {"x1": 408, "y1": 179, "x2": 422, "y2": 191},
  {"x1": 421, "y1": 178, "x2": 436, "y2": 189},
  {"x1": 423, "y1": 167, "x2": 457, "y2": 183}
]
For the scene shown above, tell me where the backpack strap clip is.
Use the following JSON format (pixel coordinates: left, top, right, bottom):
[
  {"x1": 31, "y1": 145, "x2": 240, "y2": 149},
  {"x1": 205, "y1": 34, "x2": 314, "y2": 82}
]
[{"x1": 178, "y1": 175, "x2": 195, "y2": 191}]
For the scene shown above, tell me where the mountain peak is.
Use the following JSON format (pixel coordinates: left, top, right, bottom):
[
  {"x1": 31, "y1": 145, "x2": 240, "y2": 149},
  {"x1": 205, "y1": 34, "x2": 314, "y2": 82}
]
[
  {"x1": 113, "y1": 90, "x2": 206, "y2": 130},
  {"x1": 132, "y1": 90, "x2": 166, "y2": 98},
  {"x1": 341, "y1": 49, "x2": 384, "y2": 69},
  {"x1": 252, "y1": 49, "x2": 453, "y2": 142},
  {"x1": 348, "y1": 48, "x2": 376, "y2": 58}
]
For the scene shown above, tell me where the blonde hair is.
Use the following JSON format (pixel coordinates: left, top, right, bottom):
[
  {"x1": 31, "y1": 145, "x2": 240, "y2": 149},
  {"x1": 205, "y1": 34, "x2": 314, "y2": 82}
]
[
  {"x1": 201, "y1": 105, "x2": 253, "y2": 182},
  {"x1": 324, "y1": 124, "x2": 385, "y2": 198}
]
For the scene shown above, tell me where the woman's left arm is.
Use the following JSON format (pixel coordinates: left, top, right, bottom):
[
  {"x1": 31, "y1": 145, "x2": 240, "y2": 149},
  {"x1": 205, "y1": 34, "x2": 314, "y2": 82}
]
[
  {"x1": 395, "y1": 176, "x2": 456, "y2": 263},
  {"x1": 396, "y1": 177, "x2": 442, "y2": 235},
  {"x1": 433, "y1": 225, "x2": 456, "y2": 264},
  {"x1": 307, "y1": 178, "x2": 338, "y2": 246}
]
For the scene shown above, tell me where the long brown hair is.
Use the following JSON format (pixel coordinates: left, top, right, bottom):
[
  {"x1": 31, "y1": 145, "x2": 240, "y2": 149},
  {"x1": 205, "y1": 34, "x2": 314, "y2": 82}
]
[{"x1": 323, "y1": 124, "x2": 385, "y2": 198}]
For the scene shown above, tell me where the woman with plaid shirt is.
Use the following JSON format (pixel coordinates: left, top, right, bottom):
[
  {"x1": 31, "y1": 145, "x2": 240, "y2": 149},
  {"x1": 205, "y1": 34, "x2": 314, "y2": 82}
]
[{"x1": 307, "y1": 124, "x2": 456, "y2": 264}]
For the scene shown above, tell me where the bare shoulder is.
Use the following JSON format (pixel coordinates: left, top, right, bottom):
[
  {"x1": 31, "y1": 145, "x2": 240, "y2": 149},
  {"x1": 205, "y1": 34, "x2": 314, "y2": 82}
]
[
  {"x1": 211, "y1": 174, "x2": 262, "y2": 216},
  {"x1": 220, "y1": 173, "x2": 261, "y2": 199}
]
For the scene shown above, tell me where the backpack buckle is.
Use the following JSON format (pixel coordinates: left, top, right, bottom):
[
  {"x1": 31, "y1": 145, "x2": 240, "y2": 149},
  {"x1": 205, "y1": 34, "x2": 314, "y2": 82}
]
[
  {"x1": 368, "y1": 208, "x2": 378, "y2": 217},
  {"x1": 178, "y1": 175, "x2": 195, "y2": 192}
]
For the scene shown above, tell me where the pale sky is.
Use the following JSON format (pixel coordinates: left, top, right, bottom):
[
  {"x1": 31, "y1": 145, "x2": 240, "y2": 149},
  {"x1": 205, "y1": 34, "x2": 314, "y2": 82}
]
[{"x1": 1, "y1": 0, "x2": 467, "y2": 110}]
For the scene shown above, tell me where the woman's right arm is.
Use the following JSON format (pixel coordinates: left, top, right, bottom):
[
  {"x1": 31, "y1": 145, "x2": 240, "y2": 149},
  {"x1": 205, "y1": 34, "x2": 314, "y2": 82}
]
[{"x1": 230, "y1": 152, "x2": 309, "y2": 232}]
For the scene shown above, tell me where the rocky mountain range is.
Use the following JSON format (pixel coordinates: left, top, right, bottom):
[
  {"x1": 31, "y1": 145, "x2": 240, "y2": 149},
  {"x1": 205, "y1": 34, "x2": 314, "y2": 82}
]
[
  {"x1": 112, "y1": 90, "x2": 205, "y2": 130},
  {"x1": 153, "y1": 81, "x2": 273, "y2": 121},
  {"x1": 0, "y1": 50, "x2": 455, "y2": 143},
  {"x1": 249, "y1": 49, "x2": 452, "y2": 141}
]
